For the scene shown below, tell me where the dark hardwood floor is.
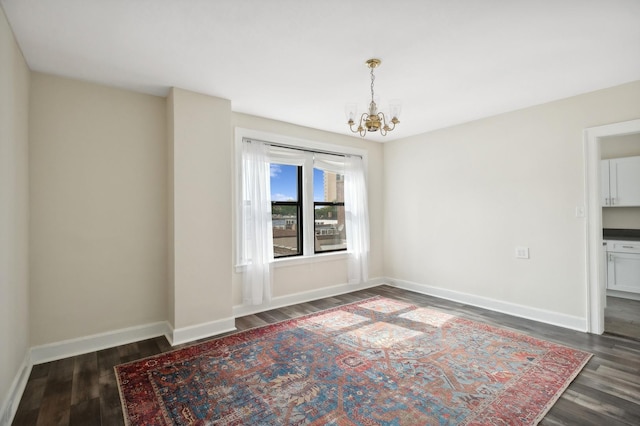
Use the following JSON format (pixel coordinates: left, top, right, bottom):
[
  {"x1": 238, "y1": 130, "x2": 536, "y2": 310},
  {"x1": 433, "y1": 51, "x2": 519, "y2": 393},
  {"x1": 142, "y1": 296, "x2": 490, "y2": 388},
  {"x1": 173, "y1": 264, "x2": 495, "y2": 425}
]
[
  {"x1": 12, "y1": 285, "x2": 640, "y2": 425},
  {"x1": 605, "y1": 296, "x2": 640, "y2": 341}
]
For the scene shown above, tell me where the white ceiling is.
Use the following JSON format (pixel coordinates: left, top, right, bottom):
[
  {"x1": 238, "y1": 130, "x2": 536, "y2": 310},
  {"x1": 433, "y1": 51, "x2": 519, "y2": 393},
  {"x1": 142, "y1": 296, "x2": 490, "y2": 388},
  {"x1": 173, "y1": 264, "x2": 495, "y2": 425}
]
[{"x1": 2, "y1": 0, "x2": 640, "y2": 142}]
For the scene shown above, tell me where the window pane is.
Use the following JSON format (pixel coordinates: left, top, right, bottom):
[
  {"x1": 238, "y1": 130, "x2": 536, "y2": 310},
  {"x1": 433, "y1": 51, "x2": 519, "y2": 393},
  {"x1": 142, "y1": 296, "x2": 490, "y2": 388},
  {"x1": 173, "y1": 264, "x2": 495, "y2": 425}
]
[
  {"x1": 314, "y1": 205, "x2": 346, "y2": 252},
  {"x1": 272, "y1": 204, "x2": 300, "y2": 257},
  {"x1": 271, "y1": 164, "x2": 298, "y2": 202},
  {"x1": 271, "y1": 164, "x2": 302, "y2": 258},
  {"x1": 314, "y1": 168, "x2": 344, "y2": 202}
]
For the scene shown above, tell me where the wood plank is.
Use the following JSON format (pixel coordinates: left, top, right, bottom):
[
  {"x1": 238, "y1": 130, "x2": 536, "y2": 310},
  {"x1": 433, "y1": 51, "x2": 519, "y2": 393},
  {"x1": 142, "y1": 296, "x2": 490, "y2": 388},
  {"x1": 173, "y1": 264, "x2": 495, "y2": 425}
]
[
  {"x1": 116, "y1": 342, "x2": 141, "y2": 364},
  {"x1": 235, "y1": 314, "x2": 268, "y2": 330},
  {"x1": 35, "y1": 358, "x2": 73, "y2": 426},
  {"x1": 99, "y1": 372, "x2": 124, "y2": 426},
  {"x1": 154, "y1": 335, "x2": 173, "y2": 353},
  {"x1": 135, "y1": 338, "x2": 163, "y2": 359},
  {"x1": 11, "y1": 408, "x2": 40, "y2": 426},
  {"x1": 71, "y1": 352, "x2": 98, "y2": 405},
  {"x1": 97, "y1": 346, "x2": 122, "y2": 378},
  {"x1": 69, "y1": 398, "x2": 101, "y2": 426},
  {"x1": 543, "y1": 396, "x2": 631, "y2": 426},
  {"x1": 605, "y1": 296, "x2": 640, "y2": 341},
  {"x1": 13, "y1": 376, "x2": 47, "y2": 413}
]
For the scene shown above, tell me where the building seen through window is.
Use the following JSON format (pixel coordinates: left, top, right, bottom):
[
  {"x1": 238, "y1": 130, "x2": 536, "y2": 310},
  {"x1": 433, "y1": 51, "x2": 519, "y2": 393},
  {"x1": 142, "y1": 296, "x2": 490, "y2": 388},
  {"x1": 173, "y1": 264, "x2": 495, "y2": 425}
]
[{"x1": 313, "y1": 169, "x2": 346, "y2": 253}]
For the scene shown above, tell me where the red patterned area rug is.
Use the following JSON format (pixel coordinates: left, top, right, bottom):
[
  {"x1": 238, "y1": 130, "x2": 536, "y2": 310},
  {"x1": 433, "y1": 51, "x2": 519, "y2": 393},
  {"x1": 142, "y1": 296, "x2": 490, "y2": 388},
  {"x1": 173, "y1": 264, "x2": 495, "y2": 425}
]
[{"x1": 115, "y1": 297, "x2": 592, "y2": 425}]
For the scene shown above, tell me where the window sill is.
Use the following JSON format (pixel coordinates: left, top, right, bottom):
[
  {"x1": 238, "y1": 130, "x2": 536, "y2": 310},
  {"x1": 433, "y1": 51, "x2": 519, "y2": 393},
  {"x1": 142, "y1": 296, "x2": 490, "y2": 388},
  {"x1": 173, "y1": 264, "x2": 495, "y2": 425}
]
[
  {"x1": 235, "y1": 251, "x2": 348, "y2": 273},
  {"x1": 273, "y1": 251, "x2": 348, "y2": 268}
]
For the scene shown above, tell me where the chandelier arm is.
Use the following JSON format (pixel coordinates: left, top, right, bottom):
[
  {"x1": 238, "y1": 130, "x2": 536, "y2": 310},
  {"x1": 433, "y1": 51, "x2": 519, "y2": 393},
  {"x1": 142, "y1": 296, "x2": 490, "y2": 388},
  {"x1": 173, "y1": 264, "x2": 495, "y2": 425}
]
[
  {"x1": 381, "y1": 111, "x2": 396, "y2": 132},
  {"x1": 357, "y1": 113, "x2": 366, "y2": 137},
  {"x1": 359, "y1": 113, "x2": 369, "y2": 137},
  {"x1": 349, "y1": 112, "x2": 370, "y2": 134},
  {"x1": 378, "y1": 112, "x2": 388, "y2": 129},
  {"x1": 379, "y1": 113, "x2": 388, "y2": 136}
]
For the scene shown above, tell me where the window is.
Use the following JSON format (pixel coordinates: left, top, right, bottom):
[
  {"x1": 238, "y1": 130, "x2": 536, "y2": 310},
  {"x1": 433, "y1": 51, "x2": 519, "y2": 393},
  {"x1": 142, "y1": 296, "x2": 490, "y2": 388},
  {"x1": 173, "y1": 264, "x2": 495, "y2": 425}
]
[
  {"x1": 237, "y1": 131, "x2": 370, "y2": 286},
  {"x1": 313, "y1": 169, "x2": 346, "y2": 253},
  {"x1": 270, "y1": 164, "x2": 302, "y2": 258},
  {"x1": 268, "y1": 160, "x2": 347, "y2": 259}
]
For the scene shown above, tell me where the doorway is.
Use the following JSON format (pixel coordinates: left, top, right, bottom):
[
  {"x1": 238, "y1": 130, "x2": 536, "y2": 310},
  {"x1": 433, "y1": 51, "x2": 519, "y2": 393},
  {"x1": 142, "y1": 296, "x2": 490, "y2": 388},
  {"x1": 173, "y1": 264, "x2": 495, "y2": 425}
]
[
  {"x1": 600, "y1": 133, "x2": 640, "y2": 340},
  {"x1": 584, "y1": 118, "x2": 640, "y2": 335}
]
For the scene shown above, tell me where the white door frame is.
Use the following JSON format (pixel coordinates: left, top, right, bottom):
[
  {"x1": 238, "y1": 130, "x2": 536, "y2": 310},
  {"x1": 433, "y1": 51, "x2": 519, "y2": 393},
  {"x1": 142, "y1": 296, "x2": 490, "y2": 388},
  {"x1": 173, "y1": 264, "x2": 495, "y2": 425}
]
[{"x1": 584, "y1": 118, "x2": 640, "y2": 334}]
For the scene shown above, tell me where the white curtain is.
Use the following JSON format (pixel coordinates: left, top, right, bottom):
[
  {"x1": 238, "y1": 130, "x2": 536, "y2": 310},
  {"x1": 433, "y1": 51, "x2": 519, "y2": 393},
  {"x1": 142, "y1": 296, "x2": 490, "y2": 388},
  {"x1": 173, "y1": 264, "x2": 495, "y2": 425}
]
[
  {"x1": 241, "y1": 140, "x2": 273, "y2": 305},
  {"x1": 344, "y1": 155, "x2": 370, "y2": 284},
  {"x1": 313, "y1": 153, "x2": 345, "y2": 174}
]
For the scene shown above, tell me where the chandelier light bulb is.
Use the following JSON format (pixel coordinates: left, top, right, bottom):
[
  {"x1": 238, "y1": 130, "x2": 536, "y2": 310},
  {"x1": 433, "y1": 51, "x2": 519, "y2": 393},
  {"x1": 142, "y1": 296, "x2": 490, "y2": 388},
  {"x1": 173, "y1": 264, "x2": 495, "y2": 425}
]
[
  {"x1": 345, "y1": 103, "x2": 358, "y2": 123},
  {"x1": 389, "y1": 101, "x2": 402, "y2": 121}
]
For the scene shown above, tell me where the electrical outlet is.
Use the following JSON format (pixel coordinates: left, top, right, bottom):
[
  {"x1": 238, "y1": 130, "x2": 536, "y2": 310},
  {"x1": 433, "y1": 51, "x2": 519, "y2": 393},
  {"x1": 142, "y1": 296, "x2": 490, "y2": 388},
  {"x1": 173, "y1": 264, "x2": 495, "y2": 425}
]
[{"x1": 515, "y1": 247, "x2": 530, "y2": 259}]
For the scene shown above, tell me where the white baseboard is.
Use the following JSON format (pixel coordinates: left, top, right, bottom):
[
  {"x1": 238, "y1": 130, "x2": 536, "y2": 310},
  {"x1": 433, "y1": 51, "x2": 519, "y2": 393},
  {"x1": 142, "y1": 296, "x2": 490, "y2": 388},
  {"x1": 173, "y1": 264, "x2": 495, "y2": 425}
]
[
  {"x1": 30, "y1": 321, "x2": 171, "y2": 365},
  {"x1": 167, "y1": 317, "x2": 237, "y2": 347},
  {"x1": 389, "y1": 277, "x2": 588, "y2": 332},
  {"x1": 0, "y1": 350, "x2": 31, "y2": 426},
  {"x1": 607, "y1": 289, "x2": 640, "y2": 301},
  {"x1": 27, "y1": 315, "x2": 238, "y2": 365},
  {"x1": 233, "y1": 277, "x2": 387, "y2": 317}
]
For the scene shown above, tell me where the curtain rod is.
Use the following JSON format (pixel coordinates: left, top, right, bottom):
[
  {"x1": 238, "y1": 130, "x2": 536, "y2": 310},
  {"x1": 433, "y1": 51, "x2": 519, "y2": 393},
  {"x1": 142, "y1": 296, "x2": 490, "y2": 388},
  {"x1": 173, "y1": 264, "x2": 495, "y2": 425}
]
[{"x1": 244, "y1": 138, "x2": 363, "y2": 159}]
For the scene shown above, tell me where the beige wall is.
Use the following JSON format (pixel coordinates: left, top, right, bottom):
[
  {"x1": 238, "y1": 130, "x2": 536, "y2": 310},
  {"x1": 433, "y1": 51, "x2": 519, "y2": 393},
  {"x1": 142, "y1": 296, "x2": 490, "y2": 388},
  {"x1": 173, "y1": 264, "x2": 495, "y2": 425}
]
[
  {"x1": 169, "y1": 88, "x2": 233, "y2": 328},
  {"x1": 600, "y1": 133, "x2": 640, "y2": 159},
  {"x1": 29, "y1": 73, "x2": 167, "y2": 345},
  {"x1": 166, "y1": 91, "x2": 175, "y2": 327},
  {"x1": 600, "y1": 133, "x2": 640, "y2": 229},
  {"x1": 0, "y1": 5, "x2": 30, "y2": 412},
  {"x1": 24, "y1": 72, "x2": 381, "y2": 342},
  {"x1": 384, "y1": 81, "x2": 640, "y2": 319},
  {"x1": 230, "y1": 113, "x2": 384, "y2": 306}
]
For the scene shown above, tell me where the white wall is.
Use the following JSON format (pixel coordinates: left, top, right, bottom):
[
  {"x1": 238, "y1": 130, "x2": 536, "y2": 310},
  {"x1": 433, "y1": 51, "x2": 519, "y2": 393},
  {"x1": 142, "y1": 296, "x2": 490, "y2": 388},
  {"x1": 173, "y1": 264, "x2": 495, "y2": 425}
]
[
  {"x1": 0, "y1": 5, "x2": 30, "y2": 418},
  {"x1": 230, "y1": 113, "x2": 385, "y2": 306},
  {"x1": 384, "y1": 81, "x2": 640, "y2": 323},
  {"x1": 29, "y1": 73, "x2": 167, "y2": 345},
  {"x1": 600, "y1": 133, "x2": 640, "y2": 230}
]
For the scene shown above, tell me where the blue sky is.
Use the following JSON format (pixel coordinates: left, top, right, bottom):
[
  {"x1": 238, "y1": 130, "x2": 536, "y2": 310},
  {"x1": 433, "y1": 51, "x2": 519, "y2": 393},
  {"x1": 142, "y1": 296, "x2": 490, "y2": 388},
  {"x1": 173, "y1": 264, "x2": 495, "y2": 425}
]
[{"x1": 270, "y1": 164, "x2": 324, "y2": 201}]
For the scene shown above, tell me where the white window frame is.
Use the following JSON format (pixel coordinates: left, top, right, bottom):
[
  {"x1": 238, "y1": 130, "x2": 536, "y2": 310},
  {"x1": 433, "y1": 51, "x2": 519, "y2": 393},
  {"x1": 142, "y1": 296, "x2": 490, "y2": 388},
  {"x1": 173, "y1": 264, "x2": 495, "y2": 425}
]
[{"x1": 234, "y1": 128, "x2": 367, "y2": 270}]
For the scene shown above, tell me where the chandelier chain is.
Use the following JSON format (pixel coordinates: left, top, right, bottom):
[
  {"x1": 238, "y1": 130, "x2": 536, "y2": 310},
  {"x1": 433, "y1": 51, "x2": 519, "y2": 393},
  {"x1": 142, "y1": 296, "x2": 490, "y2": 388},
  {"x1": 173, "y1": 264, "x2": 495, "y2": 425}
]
[{"x1": 370, "y1": 66, "x2": 375, "y2": 104}]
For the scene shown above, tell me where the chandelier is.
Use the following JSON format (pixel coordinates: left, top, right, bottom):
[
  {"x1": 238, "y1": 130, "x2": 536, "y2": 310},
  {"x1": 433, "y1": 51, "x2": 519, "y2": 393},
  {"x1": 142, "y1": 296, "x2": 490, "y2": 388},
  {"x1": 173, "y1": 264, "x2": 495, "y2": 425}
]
[{"x1": 347, "y1": 58, "x2": 401, "y2": 137}]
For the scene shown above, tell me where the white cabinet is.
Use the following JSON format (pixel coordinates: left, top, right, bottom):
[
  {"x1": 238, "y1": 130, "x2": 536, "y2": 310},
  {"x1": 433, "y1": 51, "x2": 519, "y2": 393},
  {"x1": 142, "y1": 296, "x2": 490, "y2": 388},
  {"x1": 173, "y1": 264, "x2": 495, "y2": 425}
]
[
  {"x1": 601, "y1": 156, "x2": 640, "y2": 207},
  {"x1": 606, "y1": 240, "x2": 640, "y2": 294},
  {"x1": 601, "y1": 160, "x2": 611, "y2": 206}
]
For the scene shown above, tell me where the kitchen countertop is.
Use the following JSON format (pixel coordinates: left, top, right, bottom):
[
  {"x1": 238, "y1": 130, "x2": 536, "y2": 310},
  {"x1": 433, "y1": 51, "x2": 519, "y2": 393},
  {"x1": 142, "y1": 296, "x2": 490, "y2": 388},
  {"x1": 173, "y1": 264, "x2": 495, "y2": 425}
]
[{"x1": 603, "y1": 228, "x2": 640, "y2": 242}]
